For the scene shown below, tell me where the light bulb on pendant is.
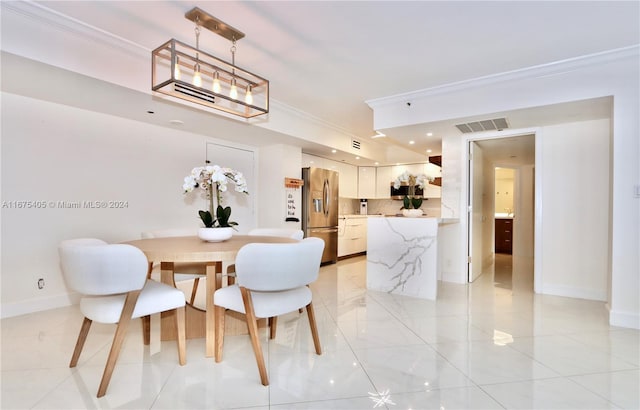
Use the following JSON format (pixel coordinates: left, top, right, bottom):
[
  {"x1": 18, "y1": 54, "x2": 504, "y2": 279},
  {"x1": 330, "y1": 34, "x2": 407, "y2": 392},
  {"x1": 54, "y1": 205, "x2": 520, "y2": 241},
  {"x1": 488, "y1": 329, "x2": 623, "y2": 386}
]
[
  {"x1": 212, "y1": 71, "x2": 221, "y2": 94},
  {"x1": 174, "y1": 56, "x2": 181, "y2": 80},
  {"x1": 192, "y1": 64, "x2": 202, "y2": 87},
  {"x1": 229, "y1": 78, "x2": 238, "y2": 100},
  {"x1": 245, "y1": 85, "x2": 253, "y2": 105}
]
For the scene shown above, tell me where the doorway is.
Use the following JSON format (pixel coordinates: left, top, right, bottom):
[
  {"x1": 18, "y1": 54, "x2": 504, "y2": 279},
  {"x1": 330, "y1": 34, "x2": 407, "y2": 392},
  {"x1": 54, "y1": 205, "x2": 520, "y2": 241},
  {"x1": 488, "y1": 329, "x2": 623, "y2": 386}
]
[{"x1": 467, "y1": 134, "x2": 535, "y2": 291}]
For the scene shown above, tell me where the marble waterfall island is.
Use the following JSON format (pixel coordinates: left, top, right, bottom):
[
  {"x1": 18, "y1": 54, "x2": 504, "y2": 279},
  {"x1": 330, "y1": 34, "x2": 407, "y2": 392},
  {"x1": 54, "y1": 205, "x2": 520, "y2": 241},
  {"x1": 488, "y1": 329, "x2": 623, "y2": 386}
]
[{"x1": 366, "y1": 217, "x2": 438, "y2": 300}]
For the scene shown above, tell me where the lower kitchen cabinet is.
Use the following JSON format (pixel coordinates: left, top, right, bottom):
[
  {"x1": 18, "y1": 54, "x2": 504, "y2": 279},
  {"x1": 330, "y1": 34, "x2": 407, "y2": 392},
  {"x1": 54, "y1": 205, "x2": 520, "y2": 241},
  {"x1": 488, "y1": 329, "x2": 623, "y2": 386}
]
[
  {"x1": 338, "y1": 216, "x2": 367, "y2": 257},
  {"x1": 495, "y1": 218, "x2": 513, "y2": 254}
]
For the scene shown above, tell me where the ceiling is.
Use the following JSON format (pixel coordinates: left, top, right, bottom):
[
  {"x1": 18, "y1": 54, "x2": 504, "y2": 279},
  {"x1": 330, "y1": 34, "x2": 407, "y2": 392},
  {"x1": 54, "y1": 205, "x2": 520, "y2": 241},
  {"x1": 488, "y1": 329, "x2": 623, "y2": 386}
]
[{"x1": 5, "y1": 1, "x2": 639, "y2": 165}]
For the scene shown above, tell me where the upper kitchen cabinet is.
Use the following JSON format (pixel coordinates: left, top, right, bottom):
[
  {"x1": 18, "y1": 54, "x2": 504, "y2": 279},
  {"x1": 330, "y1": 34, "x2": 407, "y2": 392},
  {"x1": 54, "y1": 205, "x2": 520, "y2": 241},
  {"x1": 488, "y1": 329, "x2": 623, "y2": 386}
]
[
  {"x1": 391, "y1": 164, "x2": 424, "y2": 179},
  {"x1": 336, "y1": 161, "x2": 358, "y2": 198},
  {"x1": 424, "y1": 162, "x2": 442, "y2": 198},
  {"x1": 358, "y1": 167, "x2": 376, "y2": 198},
  {"x1": 302, "y1": 153, "x2": 326, "y2": 169},
  {"x1": 375, "y1": 166, "x2": 392, "y2": 198}
]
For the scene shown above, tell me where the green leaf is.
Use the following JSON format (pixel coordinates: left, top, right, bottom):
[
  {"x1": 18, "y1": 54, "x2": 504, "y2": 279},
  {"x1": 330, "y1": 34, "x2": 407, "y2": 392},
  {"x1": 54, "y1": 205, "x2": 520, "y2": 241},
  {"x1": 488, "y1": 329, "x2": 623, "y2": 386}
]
[
  {"x1": 403, "y1": 196, "x2": 410, "y2": 209},
  {"x1": 198, "y1": 210, "x2": 214, "y2": 227},
  {"x1": 411, "y1": 197, "x2": 423, "y2": 209},
  {"x1": 215, "y1": 205, "x2": 235, "y2": 227}
]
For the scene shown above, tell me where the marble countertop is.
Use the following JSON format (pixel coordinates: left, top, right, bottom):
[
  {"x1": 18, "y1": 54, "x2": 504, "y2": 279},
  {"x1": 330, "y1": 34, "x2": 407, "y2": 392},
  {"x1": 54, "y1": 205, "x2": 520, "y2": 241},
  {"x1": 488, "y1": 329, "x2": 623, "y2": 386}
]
[{"x1": 339, "y1": 214, "x2": 459, "y2": 224}]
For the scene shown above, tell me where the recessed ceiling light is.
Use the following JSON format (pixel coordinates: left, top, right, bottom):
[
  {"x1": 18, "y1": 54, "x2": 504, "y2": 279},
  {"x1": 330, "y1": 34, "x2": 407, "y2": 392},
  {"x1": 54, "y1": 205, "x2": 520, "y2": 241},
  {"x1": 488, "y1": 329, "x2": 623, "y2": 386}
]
[
  {"x1": 355, "y1": 156, "x2": 360, "y2": 160},
  {"x1": 426, "y1": 149, "x2": 432, "y2": 153},
  {"x1": 374, "y1": 162, "x2": 379, "y2": 165},
  {"x1": 409, "y1": 140, "x2": 415, "y2": 145},
  {"x1": 331, "y1": 149, "x2": 337, "y2": 153},
  {"x1": 426, "y1": 132, "x2": 433, "y2": 137}
]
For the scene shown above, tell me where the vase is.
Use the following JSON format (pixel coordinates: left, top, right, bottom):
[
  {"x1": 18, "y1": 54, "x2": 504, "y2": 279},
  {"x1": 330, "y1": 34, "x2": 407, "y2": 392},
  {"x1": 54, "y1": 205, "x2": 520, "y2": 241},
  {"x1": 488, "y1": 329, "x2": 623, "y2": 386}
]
[
  {"x1": 198, "y1": 227, "x2": 233, "y2": 242},
  {"x1": 402, "y1": 209, "x2": 424, "y2": 218}
]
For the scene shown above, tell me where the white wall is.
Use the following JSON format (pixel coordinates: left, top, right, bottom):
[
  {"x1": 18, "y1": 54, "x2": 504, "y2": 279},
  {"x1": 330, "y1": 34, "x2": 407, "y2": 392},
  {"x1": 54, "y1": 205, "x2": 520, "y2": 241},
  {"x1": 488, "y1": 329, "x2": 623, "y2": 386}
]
[
  {"x1": 538, "y1": 119, "x2": 610, "y2": 301},
  {"x1": 0, "y1": 92, "x2": 260, "y2": 317},
  {"x1": 257, "y1": 144, "x2": 303, "y2": 229},
  {"x1": 513, "y1": 165, "x2": 535, "y2": 260},
  {"x1": 495, "y1": 169, "x2": 515, "y2": 213}
]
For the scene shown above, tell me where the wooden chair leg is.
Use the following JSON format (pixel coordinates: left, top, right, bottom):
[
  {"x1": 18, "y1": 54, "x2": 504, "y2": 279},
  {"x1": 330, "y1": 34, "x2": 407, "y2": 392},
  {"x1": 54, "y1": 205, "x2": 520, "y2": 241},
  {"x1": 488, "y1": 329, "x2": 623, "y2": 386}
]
[
  {"x1": 97, "y1": 290, "x2": 140, "y2": 398},
  {"x1": 142, "y1": 315, "x2": 150, "y2": 345},
  {"x1": 189, "y1": 278, "x2": 200, "y2": 305},
  {"x1": 70, "y1": 317, "x2": 92, "y2": 368},
  {"x1": 268, "y1": 317, "x2": 277, "y2": 340},
  {"x1": 240, "y1": 287, "x2": 269, "y2": 386},
  {"x1": 214, "y1": 305, "x2": 226, "y2": 362},
  {"x1": 306, "y1": 302, "x2": 322, "y2": 355},
  {"x1": 175, "y1": 307, "x2": 186, "y2": 366}
]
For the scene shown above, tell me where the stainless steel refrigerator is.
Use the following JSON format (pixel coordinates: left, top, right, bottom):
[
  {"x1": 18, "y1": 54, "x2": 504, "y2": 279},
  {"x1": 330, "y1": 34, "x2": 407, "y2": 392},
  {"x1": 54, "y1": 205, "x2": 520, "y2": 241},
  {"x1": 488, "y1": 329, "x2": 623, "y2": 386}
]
[{"x1": 302, "y1": 167, "x2": 339, "y2": 264}]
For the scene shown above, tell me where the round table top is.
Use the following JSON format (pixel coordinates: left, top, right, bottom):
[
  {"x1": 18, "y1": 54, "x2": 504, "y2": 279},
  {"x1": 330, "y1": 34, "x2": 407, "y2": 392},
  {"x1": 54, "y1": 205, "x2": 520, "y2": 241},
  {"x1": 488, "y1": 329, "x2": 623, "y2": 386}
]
[{"x1": 124, "y1": 234, "x2": 297, "y2": 263}]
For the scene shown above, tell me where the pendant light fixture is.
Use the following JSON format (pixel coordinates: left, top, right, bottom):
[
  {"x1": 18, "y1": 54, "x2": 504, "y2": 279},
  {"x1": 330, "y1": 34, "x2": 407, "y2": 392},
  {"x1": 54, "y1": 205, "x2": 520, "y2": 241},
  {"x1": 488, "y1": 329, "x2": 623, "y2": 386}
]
[{"x1": 151, "y1": 7, "x2": 269, "y2": 118}]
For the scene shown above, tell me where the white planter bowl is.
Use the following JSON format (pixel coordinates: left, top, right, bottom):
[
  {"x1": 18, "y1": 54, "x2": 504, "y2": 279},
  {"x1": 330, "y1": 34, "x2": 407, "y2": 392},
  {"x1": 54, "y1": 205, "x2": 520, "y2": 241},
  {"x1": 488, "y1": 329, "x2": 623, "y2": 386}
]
[
  {"x1": 402, "y1": 209, "x2": 424, "y2": 218},
  {"x1": 198, "y1": 227, "x2": 233, "y2": 242}
]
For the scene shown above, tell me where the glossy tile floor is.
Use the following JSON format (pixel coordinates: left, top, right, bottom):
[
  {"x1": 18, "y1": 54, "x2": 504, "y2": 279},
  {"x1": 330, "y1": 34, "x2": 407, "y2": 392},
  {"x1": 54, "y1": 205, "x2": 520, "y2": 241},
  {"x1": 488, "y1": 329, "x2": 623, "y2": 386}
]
[{"x1": 2, "y1": 255, "x2": 639, "y2": 409}]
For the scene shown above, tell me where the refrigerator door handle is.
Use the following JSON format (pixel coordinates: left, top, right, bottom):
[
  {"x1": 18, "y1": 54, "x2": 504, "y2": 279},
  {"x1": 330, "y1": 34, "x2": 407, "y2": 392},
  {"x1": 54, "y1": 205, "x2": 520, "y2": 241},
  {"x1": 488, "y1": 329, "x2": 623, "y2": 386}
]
[
  {"x1": 323, "y1": 178, "x2": 330, "y2": 217},
  {"x1": 310, "y1": 228, "x2": 339, "y2": 234}
]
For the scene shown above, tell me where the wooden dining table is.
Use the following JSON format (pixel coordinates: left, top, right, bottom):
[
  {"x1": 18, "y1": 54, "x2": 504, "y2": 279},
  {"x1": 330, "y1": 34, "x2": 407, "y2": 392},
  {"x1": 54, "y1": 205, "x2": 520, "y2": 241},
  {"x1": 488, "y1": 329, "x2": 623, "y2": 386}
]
[{"x1": 125, "y1": 234, "x2": 297, "y2": 357}]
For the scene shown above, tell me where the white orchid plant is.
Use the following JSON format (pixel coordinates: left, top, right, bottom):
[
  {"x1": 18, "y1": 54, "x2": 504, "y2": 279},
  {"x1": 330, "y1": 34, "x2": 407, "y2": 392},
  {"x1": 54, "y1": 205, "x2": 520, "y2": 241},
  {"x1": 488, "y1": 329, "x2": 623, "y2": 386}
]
[
  {"x1": 393, "y1": 171, "x2": 433, "y2": 210},
  {"x1": 183, "y1": 165, "x2": 249, "y2": 228}
]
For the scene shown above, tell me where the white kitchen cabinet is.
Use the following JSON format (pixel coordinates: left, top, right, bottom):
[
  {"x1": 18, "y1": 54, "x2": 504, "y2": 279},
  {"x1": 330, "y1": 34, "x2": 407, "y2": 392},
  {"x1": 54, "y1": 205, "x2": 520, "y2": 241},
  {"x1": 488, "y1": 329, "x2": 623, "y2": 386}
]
[
  {"x1": 391, "y1": 163, "x2": 423, "y2": 180},
  {"x1": 423, "y1": 163, "x2": 442, "y2": 198},
  {"x1": 302, "y1": 153, "x2": 325, "y2": 169},
  {"x1": 338, "y1": 162, "x2": 358, "y2": 198},
  {"x1": 375, "y1": 166, "x2": 392, "y2": 198},
  {"x1": 423, "y1": 182, "x2": 442, "y2": 198},
  {"x1": 338, "y1": 216, "x2": 367, "y2": 257},
  {"x1": 424, "y1": 163, "x2": 441, "y2": 180},
  {"x1": 358, "y1": 167, "x2": 376, "y2": 198}
]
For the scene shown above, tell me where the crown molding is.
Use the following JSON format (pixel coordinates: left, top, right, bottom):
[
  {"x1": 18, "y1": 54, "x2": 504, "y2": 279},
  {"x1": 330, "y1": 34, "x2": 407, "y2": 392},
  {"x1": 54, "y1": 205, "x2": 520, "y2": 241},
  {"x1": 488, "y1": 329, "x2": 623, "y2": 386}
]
[
  {"x1": 366, "y1": 45, "x2": 640, "y2": 108},
  {"x1": 1, "y1": 1, "x2": 150, "y2": 59}
]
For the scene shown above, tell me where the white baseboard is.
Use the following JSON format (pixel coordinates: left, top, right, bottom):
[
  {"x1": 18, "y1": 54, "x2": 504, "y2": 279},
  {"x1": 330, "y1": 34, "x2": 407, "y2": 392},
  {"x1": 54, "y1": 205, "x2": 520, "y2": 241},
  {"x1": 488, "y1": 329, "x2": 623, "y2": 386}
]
[
  {"x1": 541, "y1": 284, "x2": 607, "y2": 302},
  {"x1": 609, "y1": 308, "x2": 640, "y2": 329},
  {"x1": 1, "y1": 292, "x2": 79, "y2": 319}
]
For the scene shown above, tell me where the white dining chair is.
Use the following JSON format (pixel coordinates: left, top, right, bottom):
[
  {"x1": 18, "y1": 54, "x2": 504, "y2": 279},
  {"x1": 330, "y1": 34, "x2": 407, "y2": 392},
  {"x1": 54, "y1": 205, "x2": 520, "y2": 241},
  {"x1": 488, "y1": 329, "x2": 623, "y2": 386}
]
[
  {"x1": 213, "y1": 237, "x2": 324, "y2": 385},
  {"x1": 227, "y1": 228, "x2": 304, "y2": 286},
  {"x1": 58, "y1": 238, "x2": 186, "y2": 397},
  {"x1": 141, "y1": 229, "x2": 205, "y2": 304}
]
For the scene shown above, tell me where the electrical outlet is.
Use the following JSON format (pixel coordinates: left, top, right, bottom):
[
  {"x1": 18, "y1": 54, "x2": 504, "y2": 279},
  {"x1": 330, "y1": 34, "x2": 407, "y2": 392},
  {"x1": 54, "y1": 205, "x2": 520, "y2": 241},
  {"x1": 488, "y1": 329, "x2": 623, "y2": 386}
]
[{"x1": 37, "y1": 278, "x2": 45, "y2": 289}]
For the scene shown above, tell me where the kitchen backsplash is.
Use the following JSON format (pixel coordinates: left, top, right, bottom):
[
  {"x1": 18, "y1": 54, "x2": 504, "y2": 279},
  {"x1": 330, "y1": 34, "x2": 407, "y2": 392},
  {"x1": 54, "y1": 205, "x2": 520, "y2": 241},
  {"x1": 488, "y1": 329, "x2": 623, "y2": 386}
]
[{"x1": 339, "y1": 197, "x2": 441, "y2": 217}]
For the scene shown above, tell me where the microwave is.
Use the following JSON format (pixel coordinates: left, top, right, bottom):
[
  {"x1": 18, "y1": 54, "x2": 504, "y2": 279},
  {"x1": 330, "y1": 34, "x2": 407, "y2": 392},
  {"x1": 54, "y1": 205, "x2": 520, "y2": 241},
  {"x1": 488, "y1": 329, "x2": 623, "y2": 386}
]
[{"x1": 390, "y1": 183, "x2": 423, "y2": 199}]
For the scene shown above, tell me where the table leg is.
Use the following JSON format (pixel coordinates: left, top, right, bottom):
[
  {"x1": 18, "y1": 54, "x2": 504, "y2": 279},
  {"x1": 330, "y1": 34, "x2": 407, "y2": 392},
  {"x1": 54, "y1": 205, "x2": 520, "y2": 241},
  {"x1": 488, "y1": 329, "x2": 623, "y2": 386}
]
[{"x1": 205, "y1": 261, "x2": 221, "y2": 357}]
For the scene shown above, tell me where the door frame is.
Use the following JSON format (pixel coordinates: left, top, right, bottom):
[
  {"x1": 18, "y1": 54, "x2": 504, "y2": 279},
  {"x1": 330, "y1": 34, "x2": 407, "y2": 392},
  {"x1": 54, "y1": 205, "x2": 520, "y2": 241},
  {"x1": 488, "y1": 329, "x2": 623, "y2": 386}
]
[{"x1": 461, "y1": 127, "x2": 542, "y2": 292}]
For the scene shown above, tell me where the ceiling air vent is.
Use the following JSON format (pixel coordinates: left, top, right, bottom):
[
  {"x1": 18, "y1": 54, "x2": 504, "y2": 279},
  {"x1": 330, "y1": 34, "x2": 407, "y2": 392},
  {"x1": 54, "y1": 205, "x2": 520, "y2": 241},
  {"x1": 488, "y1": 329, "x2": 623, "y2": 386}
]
[
  {"x1": 455, "y1": 118, "x2": 509, "y2": 133},
  {"x1": 351, "y1": 139, "x2": 361, "y2": 150}
]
